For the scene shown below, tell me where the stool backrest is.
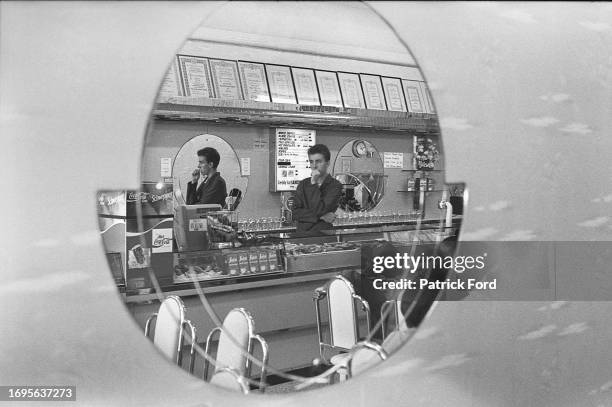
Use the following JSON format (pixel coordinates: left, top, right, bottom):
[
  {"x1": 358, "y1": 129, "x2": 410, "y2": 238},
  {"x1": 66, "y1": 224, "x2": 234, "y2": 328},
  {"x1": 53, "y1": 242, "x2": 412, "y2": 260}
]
[
  {"x1": 328, "y1": 277, "x2": 358, "y2": 349},
  {"x1": 215, "y1": 308, "x2": 252, "y2": 375},
  {"x1": 152, "y1": 296, "x2": 185, "y2": 363},
  {"x1": 210, "y1": 367, "x2": 250, "y2": 394}
]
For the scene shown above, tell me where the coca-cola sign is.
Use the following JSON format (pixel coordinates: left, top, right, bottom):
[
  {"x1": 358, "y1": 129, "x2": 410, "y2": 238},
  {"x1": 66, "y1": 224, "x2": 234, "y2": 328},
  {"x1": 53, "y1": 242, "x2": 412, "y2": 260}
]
[
  {"x1": 126, "y1": 191, "x2": 172, "y2": 203},
  {"x1": 151, "y1": 228, "x2": 173, "y2": 253}
]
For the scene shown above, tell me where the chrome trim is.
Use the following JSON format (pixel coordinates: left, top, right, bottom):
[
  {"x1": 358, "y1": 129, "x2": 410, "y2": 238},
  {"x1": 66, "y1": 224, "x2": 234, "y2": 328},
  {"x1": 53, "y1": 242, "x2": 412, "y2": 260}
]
[
  {"x1": 251, "y1": 334, "x2": 269, "y2": 392},
  {"x1": 352, "y1": 293, "x2": 370, "y2": 341},
  {"x1": 203, "y1": 326, "x2": 222, "y2": 381},
  {"x1": 144, "y1": 313, "x2": 157, "y2": 338},
  {"x1": 347, "y1": 341, "x2": 388, "y2": 379},
  {"x1": 312, "y1": 286, "x2": 328, "y2": 364},
  {"x1": 183, "y1": 319, "x2": 197, "y2": 374},
  {"x1": 212, "y1": 366, "x2": 250, "y2": 395}
]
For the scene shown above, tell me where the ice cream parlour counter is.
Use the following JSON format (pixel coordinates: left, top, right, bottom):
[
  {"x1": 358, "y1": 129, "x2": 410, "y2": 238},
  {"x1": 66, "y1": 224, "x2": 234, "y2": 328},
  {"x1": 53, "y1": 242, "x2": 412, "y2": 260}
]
[
  {"x1": 125, "y1": 215, "x2": 462, "y2": 298},
  {"x1": 125, "y1": 218, "x2": 460, "y2": 372}
]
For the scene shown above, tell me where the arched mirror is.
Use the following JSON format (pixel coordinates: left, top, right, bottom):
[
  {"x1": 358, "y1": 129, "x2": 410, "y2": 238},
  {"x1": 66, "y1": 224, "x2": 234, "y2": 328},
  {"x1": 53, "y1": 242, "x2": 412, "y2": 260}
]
[
  {"x1": 173, "y1": 134, "x2": 247, "y2": 210},
  {"x1": 333, "y1": 139, "x2": 385, "y2": 212}
]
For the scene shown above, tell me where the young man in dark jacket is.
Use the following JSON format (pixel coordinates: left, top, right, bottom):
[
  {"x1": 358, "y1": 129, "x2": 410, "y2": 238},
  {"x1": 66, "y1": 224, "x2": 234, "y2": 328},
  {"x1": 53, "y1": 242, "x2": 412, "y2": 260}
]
[
  {"x1": 186, "y1": 147, "x2": 227, "y2": 207},
  {"x1": 292, "y1": 144, "x2": 343, "y2": 233}
]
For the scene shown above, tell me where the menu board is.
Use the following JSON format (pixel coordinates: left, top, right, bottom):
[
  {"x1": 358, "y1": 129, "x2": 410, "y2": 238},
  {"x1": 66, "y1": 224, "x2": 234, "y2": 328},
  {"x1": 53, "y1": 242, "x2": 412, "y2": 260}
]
[
  {"x1": 315, "y1": 70, "x2": 343, "y2": 107},
  {"x1": 338, "y1": 72, "x2": 365, "y2": 108},
  {"x1": 291, "y1": 67, "x2": 320, "y2": 105},
  {"x1": 209, "y1": 59, "x2": 243, "y2": 100},
  {"x1": 238, "y1": 61, "x2": 270, "y2": 102},
  {"x1": 402, "y1": 79, "x2": 425, "y2": 113},
  {"x1": 360, "y1": 74, "x2": 386, "y2": 110},
  {"x1": 177, "y1": 55, "x2": 214, "y2": 98},
  {"x1": 273, "y1": 128, "x2": 316, "y2": 191},
  {"x1": 266, "y1": 65, "x2": 297, "y2": 104},
  {"x1": 381, "y1": 77, "x2": 407, "y2": 112}
]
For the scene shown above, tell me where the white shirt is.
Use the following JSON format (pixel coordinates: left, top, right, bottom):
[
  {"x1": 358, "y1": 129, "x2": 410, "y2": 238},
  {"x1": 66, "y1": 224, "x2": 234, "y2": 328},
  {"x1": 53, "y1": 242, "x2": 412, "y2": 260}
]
[{"x1": 196, "y1": 174, "x2": 207, "y2": 190}]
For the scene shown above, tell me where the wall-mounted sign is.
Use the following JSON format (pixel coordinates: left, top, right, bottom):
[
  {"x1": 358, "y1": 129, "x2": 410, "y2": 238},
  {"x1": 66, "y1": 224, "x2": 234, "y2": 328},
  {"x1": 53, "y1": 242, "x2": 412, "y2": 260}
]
[
  {"x1": 209, "y1": 59, "x2": 243, "y2": 100},
  {"x1": 381, "y1": 77, "x2": 407, "y2": 112},
  {"x1": 152, "y1": 228, "x2": 173, "y2": 253},
  {"x1": 315, "y1": 70, "x2": 343, "y2": 107},
  {"x1": 160, "y1": 157, "x2": 172, "y2": 177},
  {"x1": 240, "y1": 157, "x2": 251, "y2": 176},
  {"x1": 292, "y1": 67, "x2": 320, "y2": 105},
  {"x1": 402, "y1": 79, "x2": 425, "y2": 113},
  {"x1": 238, "y1": 61, "x2": 270, "y2": 102},
  {"x1": 383, "y1": 152, "x2": 404, "y2": 168},
  {"x1": 338, "y1": 72, "x2": 365, "y2": 109},
  {"x1": 266, "y1": 64, "x2": 297, "y2": 104},
  {"x1": 360, "y1": 74, "x2": 386, "y2": 110},
  {"x1": 271, "y1": 128, "x2": 316, "y2": 191},
  {"x1": 177, "y1": 55, "x2": 214, "y2": 98}
]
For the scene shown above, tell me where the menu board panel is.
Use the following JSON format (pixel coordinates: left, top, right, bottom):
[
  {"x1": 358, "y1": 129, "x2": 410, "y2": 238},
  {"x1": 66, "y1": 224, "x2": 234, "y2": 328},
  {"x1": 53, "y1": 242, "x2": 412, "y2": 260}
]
[
  {"x1": 266, "y1": 64, "x2": 297, "y2": 104},
  {"x1": 360, "y1": 74, "x2": 386, "y2": 110},
  {"x1": 402, "y1": 79, "x2": 425, "y2": 113},
  {"x1": 381, "y1": 76, "x2": 407, "y2": 112},
  {"x1": 273, "y1": 128, "x2": 316, "y2": 191},
  {"x1": 238, "y1": 61, "x2": 270, "y2": 102},
  {"x1": 209, "y1": 59, "x2": 243, "y2": 100},
  {"x1": 177, "y1": 55, "x2": 214, "y2": 98},
  {"x1": 291, "y1": 67, "x2": 320, "y2": 105},
  {"x1": 338, "y1": 72, "x2": 365, "y2": 108},
  {"x1": 315, "y1": 70, "x2": 343, "y2": 107}
]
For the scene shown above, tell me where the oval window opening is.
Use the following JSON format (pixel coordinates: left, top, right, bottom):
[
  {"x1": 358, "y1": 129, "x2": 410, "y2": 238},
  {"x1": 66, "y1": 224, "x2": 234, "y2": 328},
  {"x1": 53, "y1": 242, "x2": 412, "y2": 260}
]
[{"x1": 97, "y1": 2, "x2": 466, "y2": 395}]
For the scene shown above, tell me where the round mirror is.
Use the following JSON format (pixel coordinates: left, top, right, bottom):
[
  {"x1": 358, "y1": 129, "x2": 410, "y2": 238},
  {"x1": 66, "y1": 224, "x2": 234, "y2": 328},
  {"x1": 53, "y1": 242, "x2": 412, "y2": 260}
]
[
  {"x1": 172, "y1": 134, "x2": 247, "y2": 210},
  {"x1": 333, "y1": 139, "x2": 385, "y2": 212}
]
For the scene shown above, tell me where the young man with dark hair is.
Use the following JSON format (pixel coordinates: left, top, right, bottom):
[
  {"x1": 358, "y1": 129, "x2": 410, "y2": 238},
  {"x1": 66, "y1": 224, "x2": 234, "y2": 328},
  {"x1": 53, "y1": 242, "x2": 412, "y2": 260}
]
[
  {"x1": 186, "y1": 147, "x2": 227, "y2": 207},
  {"x1": 292, "y1": 143, "x2": 343, "y2": 233}
]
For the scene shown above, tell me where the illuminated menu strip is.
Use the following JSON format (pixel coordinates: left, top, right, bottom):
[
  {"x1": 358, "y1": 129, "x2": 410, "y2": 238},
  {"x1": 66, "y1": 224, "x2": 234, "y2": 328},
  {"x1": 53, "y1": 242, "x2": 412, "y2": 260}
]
[{"x1": 174, "y1": 55, "x2": 432, "y2": 114}]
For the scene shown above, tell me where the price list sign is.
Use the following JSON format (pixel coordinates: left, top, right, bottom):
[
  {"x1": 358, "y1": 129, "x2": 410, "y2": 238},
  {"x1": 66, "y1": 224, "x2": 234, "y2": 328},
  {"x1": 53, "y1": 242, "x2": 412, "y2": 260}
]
[{"x1": 273, "y1": 128, "x2": 316, "y2": 191}]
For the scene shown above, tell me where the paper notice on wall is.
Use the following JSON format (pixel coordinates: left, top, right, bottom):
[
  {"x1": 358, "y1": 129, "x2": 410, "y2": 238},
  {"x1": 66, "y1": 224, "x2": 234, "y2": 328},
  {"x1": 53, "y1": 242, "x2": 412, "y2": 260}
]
[
  {"x1": 160, "y1": 158, "x2": 172, "y2": 177},
  {"x1": 240, "y1": 157, "x2": 251, "y2": 176},
  {"x1": 253, "y1": 133, "x2": 268, "y2": 150},
  {"x1": 383, "y1": 152, "x2": 404, "y2": 168}
]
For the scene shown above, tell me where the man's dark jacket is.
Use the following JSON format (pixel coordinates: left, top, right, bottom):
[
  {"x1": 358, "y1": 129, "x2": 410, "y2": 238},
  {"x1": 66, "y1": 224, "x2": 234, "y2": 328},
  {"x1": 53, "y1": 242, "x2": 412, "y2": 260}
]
[{"x1": 186, "y1": 172, "x2": 227, "y2": 207}]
